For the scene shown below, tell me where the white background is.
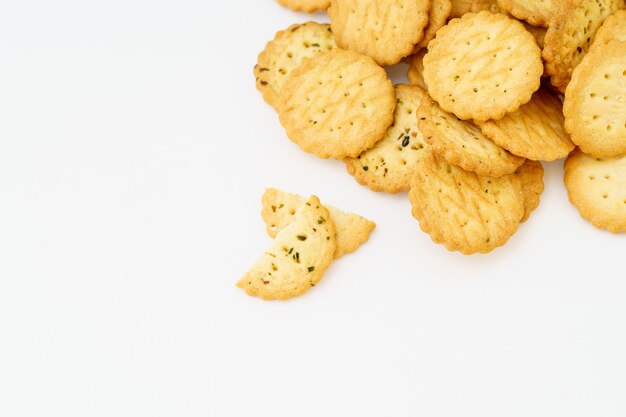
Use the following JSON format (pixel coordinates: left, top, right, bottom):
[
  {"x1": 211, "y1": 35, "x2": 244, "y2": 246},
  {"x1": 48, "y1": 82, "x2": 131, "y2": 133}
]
[{"x1": 1, "y1": 1, "x2": 626, "y2": 416}]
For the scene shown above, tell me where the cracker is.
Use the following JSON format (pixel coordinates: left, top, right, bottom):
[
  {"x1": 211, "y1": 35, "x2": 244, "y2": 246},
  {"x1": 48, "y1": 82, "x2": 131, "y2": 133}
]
[
  {"x1": 414, "y1": 0, "x2": 452, "y2": 52},
  {"x1": 261, "y1": 188, "x2": 376, "y2": 258},
  {"x1": 278, "y1": 49, "x2": 395, "y2": 159},
  {"x1": 328, "y1": 0, "x2": 431, "y2": 66},
  {"x1": 277, "y1": 0, "x2": 331, "y2": 13},
  {"x1": 450, "y1": 0, "x2": 473, "y2": 18},
  {"x1": 423, "y1": 12, "x2": 543, "y2": 121},
  {"x1": 563, "y1": 40, "x2": 626, "y2": 158},
  {"x1": 345, "y1": 85, "x2": 431, "y2": 193},
  {"x1": 237, "y1": 196, "x2": 336, "y2": 300},
  {"x1": 417, "y1": 94, "x2": 525, "y2": 176},
  {"x1": 543, "y1": 0, "x2": 623, "y2": 93},
  {"x1": 515, "y1": 160, "x2": 544, "y2": 222},
  {"x1": 590, "y1": 10, "x2": 626, "y2": 51},
  {"x1": 409, "y1": 151, "x2": 524, "y2": 254},
  {"x1": 497, "y1": 0, "x2": 559, "y2": 27},
  {"x1": 407, "y1": 50, "x2": 428, "y2": 90},
  {"x1": 477, "y1": 88, "x2": 575, "y2": 161},
  {"x1": 564, "y1": 149, "x2": 626, "y2": 233},
  {"x1": 524, "y1": 22, "x2": 547, "y2": 50},
  {"x1": 254, "y1": 22, "x2": 336, "y2": 110}
]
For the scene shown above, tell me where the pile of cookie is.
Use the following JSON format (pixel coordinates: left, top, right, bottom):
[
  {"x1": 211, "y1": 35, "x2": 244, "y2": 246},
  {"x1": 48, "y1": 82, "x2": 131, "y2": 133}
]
[{"x1": 241, "y1": 0, "x2": 626, "y2": 299}]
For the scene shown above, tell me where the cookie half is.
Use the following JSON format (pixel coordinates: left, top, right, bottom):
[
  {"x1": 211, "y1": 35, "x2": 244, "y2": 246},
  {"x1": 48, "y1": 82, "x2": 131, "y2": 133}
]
[
  {"x1": 237, "y1": 196, "x2": 336, "y2": 300},
  {"x1": 261, "y1": 188, "x2": 376, "y2": 258}
]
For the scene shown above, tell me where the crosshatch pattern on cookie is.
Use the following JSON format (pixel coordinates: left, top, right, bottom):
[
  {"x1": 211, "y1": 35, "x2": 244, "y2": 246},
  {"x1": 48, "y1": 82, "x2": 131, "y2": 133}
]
[
  {"x1": 423, "y1": 11, "x2": 542, "y2": 121},
  {"x1": 418, "y1": 95, "x2": 525, "y2": 176},
  {"x1": 409, "y1": 151, "x2": 524, "y2": 254}
]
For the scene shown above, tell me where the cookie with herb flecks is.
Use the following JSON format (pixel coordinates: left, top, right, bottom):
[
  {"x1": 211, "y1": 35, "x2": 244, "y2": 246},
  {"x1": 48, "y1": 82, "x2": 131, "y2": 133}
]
[
  {"x1": 261, "y1": 188, "x2": 375, "y2": 258},
  {"x1": 237, "y1": 195, "x2": 336, "y2": 300},
  {"x1": 254, "y1": 22, "x2": 336, "y2": 110}
]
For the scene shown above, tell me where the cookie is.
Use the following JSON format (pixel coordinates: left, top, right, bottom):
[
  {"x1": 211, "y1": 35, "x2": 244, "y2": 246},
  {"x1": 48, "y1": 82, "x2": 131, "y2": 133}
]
[
  {"x1": 590, "y1": 10, "x2": 626, "y2": 51},
  {"x1": 477, "y1": 88, "x2": 575, "y2": 161},
  {"x1": 237, "y1": 196, "x2": 336, "y2": 300},
  {"x1": 524, "y1": 23, "x2": 547, "y2": 50},
  {"x1": 515, "y1": 160, "x2": 544, "y2": 222},
  {"x1": 278, "y1": 49, "x2": 395, "y2": 159},
  {"x1": 328, "y1": 0, "x2": 431, "y2": 66},
  {"x1": 277, "y1": 0, "x2": 331, "y2": 13},
  {"x1": 345, "y1": 85, "x2": 431, "y2": 193},
  {"x1": 417, "y1": 94, "x2": 525, "y2": 176},
  {"x1": 254, "y1": 22, "x2": 336, "y2": 110},
  {"x1": 422, "y1": 12, "x2": 543, "y2": 121},
  {"x1": 543, "y1": 0, "x2": 623, "y2": 93},
  {"x1": 414, "y1": 0, "x2": 452, "y2": 51},
  {"x1": 261, "y1": 188, "x2": 376, "y2": 258},
  {"x1": 409, "y1": 151, "x2": 524, "y2": 254},
  {"x1": 563, "y1": 40, "x2": 626, "y2": 158},
  {"x1": 407, "y1": 50, "x2": 428, "y2": 90},
  {"x1": 564, "y1": 149, "x2": 626, "y2": 233},
  {"x1": 450, "y1": 0, "x2": 473, "y2": 18},
  {"x1": 497, "y1": 0, "x2": 559, "y2": 27}
]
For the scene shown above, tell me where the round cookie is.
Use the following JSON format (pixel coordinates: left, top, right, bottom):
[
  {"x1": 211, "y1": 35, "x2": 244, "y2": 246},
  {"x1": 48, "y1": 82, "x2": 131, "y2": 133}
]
[
  {"x1": 278, "y1": 49, "x2": 395, "y2": 159},
  {"x1": 422, "y1": 12, "x2": 543, "y2": 121},
  {"x1": 254, "y1": 22, "x2": 336, "y2": 110},
  {"x1": 564, "y1": 149, "x2": 626, "y2": 233},
  {"x1": 590, "y1": 10, "x2": 626, "y2": 52},
  {"x1": 409, "y1": 151, "x2": 525, "y2": 254},
  {"x1": 515, "y1": 160, "x2": 544, "y2": 223},
  {"x1": 563, "y1": 40, "x2": 626, "y2": 158},
  {"x1": 543, "y1": 0, "x2": 623, "y2": 93},
  {"x1": 328, "y1": 0, "x2": 430, "y2": 66},
  {"x1": 471, "y1": 0, "x2": 505, "y2": 13},
  {"x1": 417, "y1": 95, "x2": 525, "y2": 177},
  {"x1": 477, "y1": 88, "x2": 575, "y2": 161},
  {"x1": 407, "y1": 50, "x2": 428, "y2": 90},
  {"x1": 345, "y1": 85, "x2": 431, "y2": 194},
  {"x1": 497, "y1": 0, "x2": 560, "y2": 27},
  {"x1": 414, "y1": 0, "x2": 452, "y2": 52},
  {"x1": 277, "y1": 0, "x2": 331, "y2": 13}
]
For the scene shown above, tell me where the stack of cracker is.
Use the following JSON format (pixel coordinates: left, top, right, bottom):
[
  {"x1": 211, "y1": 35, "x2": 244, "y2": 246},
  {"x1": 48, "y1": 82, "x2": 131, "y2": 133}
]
[{"x1": 251, "y1": 0, "x2": 625, "y2": 266}]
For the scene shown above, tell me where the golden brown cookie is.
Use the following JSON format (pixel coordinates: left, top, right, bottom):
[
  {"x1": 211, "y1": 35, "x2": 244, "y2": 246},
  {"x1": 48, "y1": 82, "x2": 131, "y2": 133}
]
[
  {"x1": 590, "y1": 10, "x2": 626, "y2": 51},
  {"x1": 477, "y1": 88, "x2": 575, "y2": 161},
  {"x1": 497, "y1": 0, "x2": 560, "y2": 27},
  {"x1": 277, "y1": 0, "x2": 331, "y2": 13},
  {"x1": 422, "y1": 12, "x2": 543, "y2": 121},
  {"x1": 417, "y1": 95, "x2": 525, "y2": 176},
  {"x1": 450, "y1": 0, "x2": 474, "y2": 18},
  {"x1": 254, "y1": 22, "x2": 336, "y2": 110},
  {"x1": 278, "y1": 49, "x2": 395, "y2": 159},
  {"x1": 564, "y1": 149, "x2": 626, "y2": 233},
  {"x1": 237, "y1": 196, "x2": 336, "y2": 300},
  {"x1": 328, "y1": 0, "x2": 431, "y2": 66},
  {"x1": 407, "y1": 50, "x2": 428, "y2": 90},
  {"x1": 415, "y1": 0, "x2": 452, "y2": 51},
  {"x1": 409, "y1": 151, "x2": 525, "y2": 254},
  {"x1": 261, "y1": 188, "x2": 376, "y2": 258},
  {"x1": 543, "y1": 0, "x2": 623, "y2": 93},
  {"x1": 345, "y1": 85, "x2": 431, "y2": 193},
  {"x1": 515, "y1": 160, "x2": 544, "y2": 222},
  {"x1": 563, "y1": 40, "x2": 626, "y2": 158}
]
